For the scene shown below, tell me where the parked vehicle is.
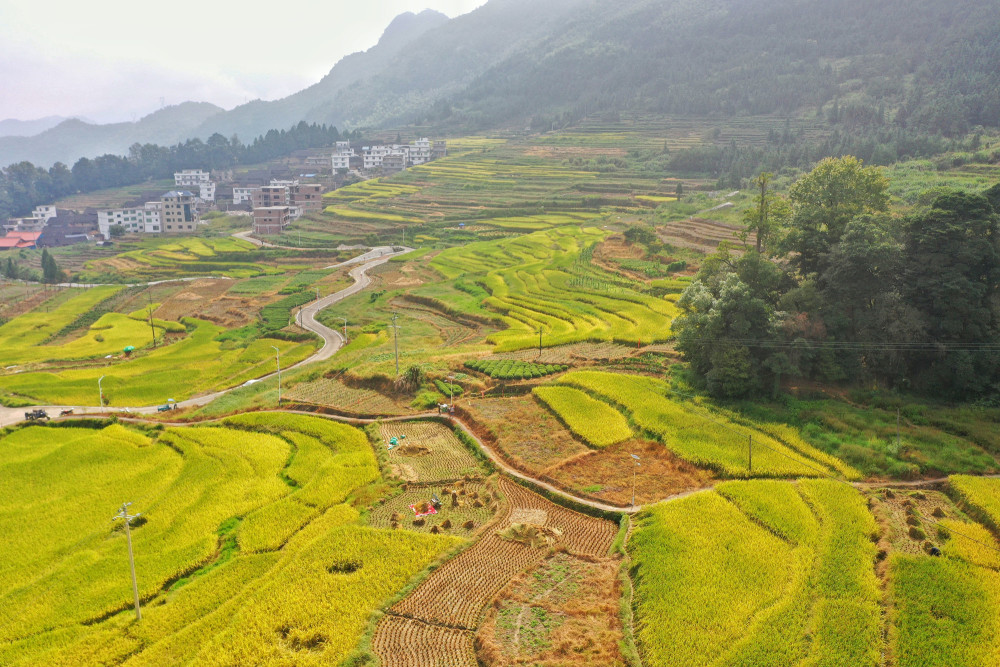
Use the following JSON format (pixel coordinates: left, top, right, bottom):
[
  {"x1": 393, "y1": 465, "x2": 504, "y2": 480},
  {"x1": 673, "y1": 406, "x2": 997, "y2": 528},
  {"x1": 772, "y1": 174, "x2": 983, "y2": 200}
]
[
  {"x1": 157, "y1": 404, "x2": 174, "y2": 412},
  {"x1": 24, "y1": 409, "x2": 49, "y2": 421}
]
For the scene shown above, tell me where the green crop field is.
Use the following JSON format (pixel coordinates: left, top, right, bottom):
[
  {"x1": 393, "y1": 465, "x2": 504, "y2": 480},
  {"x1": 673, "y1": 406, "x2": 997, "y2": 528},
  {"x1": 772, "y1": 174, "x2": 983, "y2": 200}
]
[
  {"x1": 533, "y1": 385, "x2": 632, "y2": 447},
  {"x1": 0, "y1": 317, "x2": 316, "y2": 406},
  {"x1": 630, "y1": 479, "x2": 881, "y2": 666},
  {"x1": 431, "y1": 227, "x2": 678, "y2": 351},
  {"x1": 78, "y1": 237, "x2": 279, "y2": 283},
  {"x1": 889, "y1": 476, "x2": 1000, "y2": 665},
  {"x1": 0, "y1": 415, "x2": 460, "y2": 666},
  {"x1": 555, "y1": 370, "x2": 858, "y2": 478}
]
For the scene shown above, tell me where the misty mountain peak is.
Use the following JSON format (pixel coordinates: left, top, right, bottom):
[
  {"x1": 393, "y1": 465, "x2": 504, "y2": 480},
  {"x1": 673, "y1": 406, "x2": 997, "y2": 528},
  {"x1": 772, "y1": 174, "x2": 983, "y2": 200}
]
[{"x1": 379, "y1": 9, "x2": 449, "y2": 50}]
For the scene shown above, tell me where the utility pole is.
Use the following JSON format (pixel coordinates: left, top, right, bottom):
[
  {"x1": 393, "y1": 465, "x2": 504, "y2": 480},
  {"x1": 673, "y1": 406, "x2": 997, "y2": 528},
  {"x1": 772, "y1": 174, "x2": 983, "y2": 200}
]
[
  {"x1": 99, "y1": 375, "x2": 106, "y2": 408},
  {"x1": 341, "y1": 317, "x2": 348, "y2": 342},
  {"x1": 315, "y1": 287, "x2": 319, "y2": 302},
  {"x1": 112, "y1": 502, "x2": 142, "y2": 621},
  {"x1": 631, "y1": 454, "x2": 641, "y2": 508},
  {"x1": 391, "y1": 312, "x2": 400, "y2": 376},
  {"x1": 146, "y1": 289, "x2": 157, "y2": 348},
  {"x1": 271, "y1": 346, "x2": 281, "y2": 405},
  {"x1": 447, "y1": 374, "x2": 456, "y2": 405},
  {"x1": 897, "y1": 408, "x2": 901, "y2": 449},
  {"x1": 536, "y1": 327, "x2": 543, "y2": 357},
  {"x1": 748, "y1": 435, "x2": 753, "y2": 475}
]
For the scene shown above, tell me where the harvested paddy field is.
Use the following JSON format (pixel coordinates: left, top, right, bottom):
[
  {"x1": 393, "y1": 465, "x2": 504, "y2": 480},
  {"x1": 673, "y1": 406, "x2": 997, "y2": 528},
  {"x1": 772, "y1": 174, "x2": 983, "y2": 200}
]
[
  {"x1": 373, "y1": 478, "x2": 618, "y2": 666},
  {"x1": 379, "y1": 420, "x2": 483, "y2": 483},
  {"x1": 477, "y1": 552, "x2": 626, "y2": 666}
]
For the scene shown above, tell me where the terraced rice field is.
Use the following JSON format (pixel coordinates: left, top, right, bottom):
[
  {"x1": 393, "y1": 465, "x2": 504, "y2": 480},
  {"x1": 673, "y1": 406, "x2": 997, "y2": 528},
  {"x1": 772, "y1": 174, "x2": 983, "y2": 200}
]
[
  {"x1": 380, "y1": 421, "x2": 482, "y2": 483},
  {"x1": 367, "y1": 479, "x2": 503, "y2": 535},
  {"x1": 431, "y1": 227, "x2": 677, "y2": 352},
  {"x1": 887, "y1": 475, "x2": 1000, "y2": 665},
  {"x1": 0, "y1": 415, "x2": 459, "y2": 666},
  {"x1": 81, "y1": 236, "x2": 274, "y2": 283},
  {"x1": 554, "y1": 370, "x2": 858, "y2": 479},
  {"x1": 659, "y1": 217, "x2": 753, "y2": 254},
  {"x1": 372, "y1": 616, "x2": 478, "y2": 667},
  {"x1": 0, "y1": 317, "x2": 315, "y2": 406},
  {"x1": 630, "y1": 480, "x2": 881, "y2": 666},
  {"x1": 486, "y1": 341, "x2": 640, "y2": 364}
]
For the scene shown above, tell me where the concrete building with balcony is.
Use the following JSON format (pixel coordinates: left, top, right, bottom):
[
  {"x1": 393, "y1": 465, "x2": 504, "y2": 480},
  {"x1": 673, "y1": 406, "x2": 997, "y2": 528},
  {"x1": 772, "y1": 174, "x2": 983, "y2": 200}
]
[
  {"x1": 383, "y1": 151, "x2": 408, "y2": 173},
  {"x1": 98, "y1": 203, "x2": 162, "y2": 238},
  {"x1": 252, "y1": 206, "x2": 291, "y2": 235},
  {"x1": 161, "y1": 191, "x2": 198, "y2": 232},
  {"x1": 233, "y1": 186, "x2": 258, "y2": 205},
  {"x1": 252, "y1": 185, "x2": 288, "y2": 208},
  {"x1": 174, "y1": 169, "x2": 211, "y2": 186},
  {"x1": 32, "y1": 205, "x2": 58, "y2": 221},
  {"x1": 199, "y1": 181, "x2": 216, "y2": 202}
]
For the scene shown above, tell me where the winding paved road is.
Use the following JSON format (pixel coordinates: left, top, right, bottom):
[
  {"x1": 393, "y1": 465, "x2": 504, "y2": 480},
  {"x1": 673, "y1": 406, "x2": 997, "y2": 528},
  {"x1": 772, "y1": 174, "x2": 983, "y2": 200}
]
[{"x1": 0, "y1": 246, "x2": 410, "y2": 427}]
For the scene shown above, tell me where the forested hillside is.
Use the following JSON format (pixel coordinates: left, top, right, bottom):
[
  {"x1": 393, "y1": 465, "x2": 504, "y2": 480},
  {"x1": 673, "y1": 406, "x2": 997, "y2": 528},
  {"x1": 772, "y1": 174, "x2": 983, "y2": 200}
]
[{"x1": 5, "y1": 0, "x2": 998, "y2": 168}]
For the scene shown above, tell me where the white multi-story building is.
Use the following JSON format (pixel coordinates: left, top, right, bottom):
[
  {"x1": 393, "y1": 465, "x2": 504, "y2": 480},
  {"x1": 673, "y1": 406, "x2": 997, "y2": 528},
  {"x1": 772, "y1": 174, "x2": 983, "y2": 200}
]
[
  {"x1": 332, "y1": 153, "x2": 351, "y2": 171},
  {"x1": 174, "y1": 169, "x2": 211, "y2": 186},
  {"x1": 409, "y1": 138, "x2": 431, "y2": 165},
  {"x1": 199, "y1": 181, "x2": 216, "y2": 202},
  {"x1": 233, "y1": 186, "x2": 258, "y2": 205},
  {"x1": 363, "y1": 145, "x2": 391, "y2": 170},
  {"x1": 335, "y1": 141, "x2": 351, "y2": 153},
  {"x1": 97, "y1": 202, "x2": 162, "y2": 238},
  {"x1": 32, "y1": 205, "x2": 58, "y2": 221}
]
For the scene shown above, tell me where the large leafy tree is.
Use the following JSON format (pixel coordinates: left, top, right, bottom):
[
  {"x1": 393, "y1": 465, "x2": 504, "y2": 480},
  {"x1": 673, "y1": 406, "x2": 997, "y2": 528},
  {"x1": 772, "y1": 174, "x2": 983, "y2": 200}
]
[
  {"x1": 784, "y1": 156, "x2": 890, "y2": 276},
  {"x1": 903, "y1": 191, "x2": 1000, "y2": 396},
  {"x1": 675, "y1": 273, "x2": 783, "y2": 398}
]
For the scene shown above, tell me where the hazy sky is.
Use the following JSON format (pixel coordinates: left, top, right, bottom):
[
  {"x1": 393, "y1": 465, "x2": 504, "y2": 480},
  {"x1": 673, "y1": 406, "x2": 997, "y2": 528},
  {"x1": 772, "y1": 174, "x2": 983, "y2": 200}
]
[{"x1": 0, "y1": 1, "x2": 487, "y2": 123}]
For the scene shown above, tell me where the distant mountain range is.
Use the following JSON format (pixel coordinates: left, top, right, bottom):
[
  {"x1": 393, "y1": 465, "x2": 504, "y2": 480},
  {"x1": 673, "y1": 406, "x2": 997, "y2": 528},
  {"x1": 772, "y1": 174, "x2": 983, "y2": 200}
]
[
  {"x1": 4, "y1": 0, "x2": 999, "y2": 168},
  {"x1": 0, "y1": 116, "x2": 73, "y2": 138}
]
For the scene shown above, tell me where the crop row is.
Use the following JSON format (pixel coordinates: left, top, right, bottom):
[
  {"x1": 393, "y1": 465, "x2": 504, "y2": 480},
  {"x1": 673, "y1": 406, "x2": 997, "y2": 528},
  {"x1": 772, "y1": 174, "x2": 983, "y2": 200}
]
[
  {"x1": 372, "y1": 615, "x2": 477, "y2": 666},
  {"x1": 285, "y1": 377, "x2": 408, "y2": 415},
  {"x1": 465, "y1": 358, "x2": 568, "y2": 379}
]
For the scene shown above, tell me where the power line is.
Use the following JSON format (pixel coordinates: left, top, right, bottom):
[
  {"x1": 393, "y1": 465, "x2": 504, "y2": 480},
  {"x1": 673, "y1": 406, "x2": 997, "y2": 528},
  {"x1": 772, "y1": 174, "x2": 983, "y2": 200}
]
[{"x1": 677, "y1": 336, "x2": 1000, "y2": 353}]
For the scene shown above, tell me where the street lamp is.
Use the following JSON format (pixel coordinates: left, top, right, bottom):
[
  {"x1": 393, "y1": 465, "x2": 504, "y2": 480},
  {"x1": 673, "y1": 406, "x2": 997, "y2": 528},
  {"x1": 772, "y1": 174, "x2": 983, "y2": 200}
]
[
  {"x1": 631, "y1": 454, "x2": 641, "y2": 508},
  {"x1": 271, "y1": 346, "x2": 281, "y2": 406},
  {"x1": 99, "y1": 375, "x2": 106, "y2": 408}
]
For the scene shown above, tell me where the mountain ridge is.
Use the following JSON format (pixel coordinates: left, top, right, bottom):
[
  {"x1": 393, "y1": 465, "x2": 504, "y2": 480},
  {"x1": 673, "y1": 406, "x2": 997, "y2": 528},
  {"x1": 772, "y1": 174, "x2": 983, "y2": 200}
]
[{"x1": 3, "y1": 0, "x2": 998, "y2": 168}]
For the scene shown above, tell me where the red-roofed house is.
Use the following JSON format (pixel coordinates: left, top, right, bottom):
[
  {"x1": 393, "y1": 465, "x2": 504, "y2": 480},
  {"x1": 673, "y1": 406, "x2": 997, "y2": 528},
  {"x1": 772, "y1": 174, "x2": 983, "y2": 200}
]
[{"x1": 0, "y1": 231, "x2": 42, "y2": 249}]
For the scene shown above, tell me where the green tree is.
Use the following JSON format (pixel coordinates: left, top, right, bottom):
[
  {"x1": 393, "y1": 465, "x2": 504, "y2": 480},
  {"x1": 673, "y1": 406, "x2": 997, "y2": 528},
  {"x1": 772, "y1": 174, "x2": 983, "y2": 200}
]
[
  {"x1": 740, "y1": 172, "x2": 790, "y2": 254},
  {"x1": 40, "y1": 249, "x2": 63, "y2": 284},
  {"x1": 675, "y1": 274, "x2": 782, "y2": 398},
  {"x1": 902, "y1": 191, "x2": 1000, "y2": 396},
  {"x1": 784, "y1": 156, "x2": 889, "y2": 275}
]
